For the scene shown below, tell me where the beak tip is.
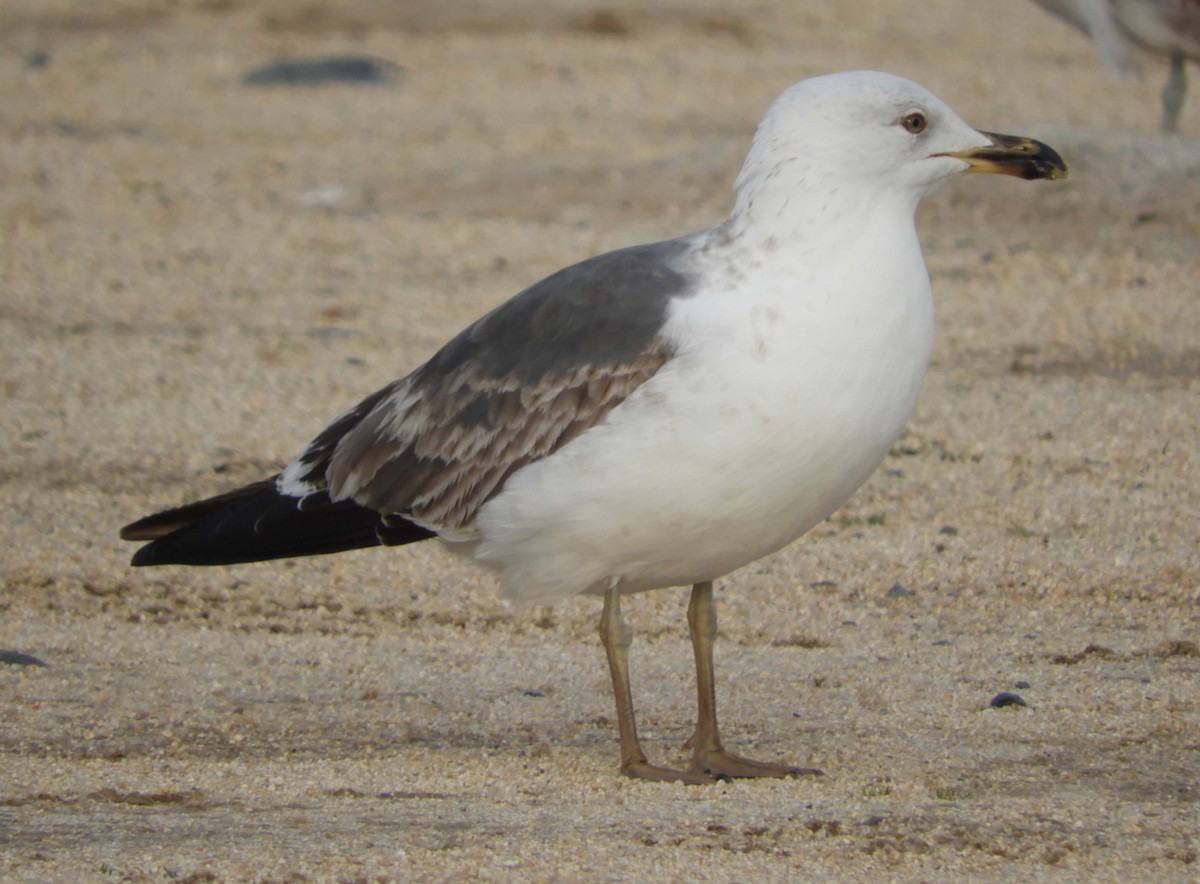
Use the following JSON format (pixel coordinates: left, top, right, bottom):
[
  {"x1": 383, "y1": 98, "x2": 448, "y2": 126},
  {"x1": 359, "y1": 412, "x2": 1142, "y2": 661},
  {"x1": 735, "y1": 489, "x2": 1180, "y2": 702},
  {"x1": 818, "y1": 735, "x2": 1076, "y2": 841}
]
[{"x1": 947, "y1": 132, "x2": 1069, "y2": 181}]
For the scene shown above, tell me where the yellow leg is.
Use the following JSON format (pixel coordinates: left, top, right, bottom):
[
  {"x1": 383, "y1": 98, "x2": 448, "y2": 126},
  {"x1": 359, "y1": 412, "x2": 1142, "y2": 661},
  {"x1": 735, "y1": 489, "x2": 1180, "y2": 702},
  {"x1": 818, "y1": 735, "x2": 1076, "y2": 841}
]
[
  {"x1": 1161, "y1": 54, "x2": 1186, "y2": 134},
  {"x1": 599, "y1": 585, "x2": 714, "y2": 783},
  {"x1": 685, "y1": 581, "x2": 821, "y2": 779}
]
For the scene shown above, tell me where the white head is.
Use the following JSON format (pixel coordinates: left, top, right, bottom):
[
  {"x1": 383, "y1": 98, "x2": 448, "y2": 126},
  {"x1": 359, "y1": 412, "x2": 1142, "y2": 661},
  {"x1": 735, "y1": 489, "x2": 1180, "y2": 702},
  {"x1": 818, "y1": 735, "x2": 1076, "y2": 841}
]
[{"x1": 731, "y1": 71, "x2": 1065, "y2": 232}]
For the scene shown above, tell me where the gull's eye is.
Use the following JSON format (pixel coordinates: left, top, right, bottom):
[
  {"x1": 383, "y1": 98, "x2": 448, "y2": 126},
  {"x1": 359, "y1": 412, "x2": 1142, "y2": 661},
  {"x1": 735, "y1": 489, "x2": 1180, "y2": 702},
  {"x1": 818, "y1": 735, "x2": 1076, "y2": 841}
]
[{"x1": 901, "y1": 112, "x2": 928, "y2": 134}]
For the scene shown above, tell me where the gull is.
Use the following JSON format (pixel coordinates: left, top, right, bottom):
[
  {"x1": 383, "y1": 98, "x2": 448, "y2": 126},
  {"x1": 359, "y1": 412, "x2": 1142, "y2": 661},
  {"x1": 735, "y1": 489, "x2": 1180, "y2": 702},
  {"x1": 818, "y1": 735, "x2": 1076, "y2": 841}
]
[
  {"x1": 1029, "y1": 0, "x2": 1200, "y2": 131},
  {"x1": 122, "y1": 71, "x2": 1066, "y2": 784}
]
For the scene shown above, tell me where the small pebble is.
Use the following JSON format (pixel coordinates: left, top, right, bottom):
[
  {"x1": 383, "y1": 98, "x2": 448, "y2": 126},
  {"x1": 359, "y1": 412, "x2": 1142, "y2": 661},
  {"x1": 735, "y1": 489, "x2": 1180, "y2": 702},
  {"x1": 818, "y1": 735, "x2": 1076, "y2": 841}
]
[
  {"x1": 0, "y1": 650, "x2": 47, "y2": 667},
  {"x1": 885, "y1": 582, "x2": 914, "y2": 599},
  {"x1": 989, "y1": 692, "x2": 1027, "y2": 708},
  {"x1": 243, "y1": 56, "x2": 404, "y2": 87},
  {"x1": 305, "y1": 326, "x2": 364, "y2": 341},
  {"x1": 1015, "y1": 680, "x2": 1031, "y2": 689}
]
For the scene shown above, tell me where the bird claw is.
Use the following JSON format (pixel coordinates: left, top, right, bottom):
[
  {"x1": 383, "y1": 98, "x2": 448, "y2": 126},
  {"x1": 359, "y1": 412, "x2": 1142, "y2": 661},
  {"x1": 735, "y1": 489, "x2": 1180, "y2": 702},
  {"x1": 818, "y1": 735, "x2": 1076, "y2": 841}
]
[
  {"x1": 619, "y1": 752, "x2": 821, "y2": 783},
  {"x1": 690, "y1": 749, "x2": 823, "y2": 780},
  {"x1": 620, "y1": 760, "x2": 726, "y2": 785}
]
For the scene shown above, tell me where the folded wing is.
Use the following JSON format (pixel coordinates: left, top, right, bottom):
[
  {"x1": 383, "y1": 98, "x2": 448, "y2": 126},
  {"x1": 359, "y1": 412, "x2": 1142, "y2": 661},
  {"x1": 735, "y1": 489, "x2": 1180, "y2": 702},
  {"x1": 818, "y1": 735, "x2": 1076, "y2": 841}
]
[{"x1": 122, "y1": 239, "x2": 695, "y2": 567}]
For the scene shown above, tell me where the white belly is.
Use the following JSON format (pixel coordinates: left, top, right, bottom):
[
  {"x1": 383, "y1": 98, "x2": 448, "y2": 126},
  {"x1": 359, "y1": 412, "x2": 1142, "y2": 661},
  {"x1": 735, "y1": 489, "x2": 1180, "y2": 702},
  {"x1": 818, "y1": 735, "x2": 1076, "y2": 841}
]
[{"x1": 470, "y1": 238, "x2": 935, "y2": 605}]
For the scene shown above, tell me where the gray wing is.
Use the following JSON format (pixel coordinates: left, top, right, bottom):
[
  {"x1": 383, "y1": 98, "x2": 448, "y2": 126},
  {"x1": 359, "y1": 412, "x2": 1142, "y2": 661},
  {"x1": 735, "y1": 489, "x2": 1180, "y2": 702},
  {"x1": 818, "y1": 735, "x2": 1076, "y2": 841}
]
[
  {"x1": 1029, "y1": 0, "x2": 1137, "y2": 73},
  {"x1": 279, "y1": 239, "x2": 695, "y2": 533},
  {"x1": 1164, "y1": 0, "x2": 1200, "y2": 49}
]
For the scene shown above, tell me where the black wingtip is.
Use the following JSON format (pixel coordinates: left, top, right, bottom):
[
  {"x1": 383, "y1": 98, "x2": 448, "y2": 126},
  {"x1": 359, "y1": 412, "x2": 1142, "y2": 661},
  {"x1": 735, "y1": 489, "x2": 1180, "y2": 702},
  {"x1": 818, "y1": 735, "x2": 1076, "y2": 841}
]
[
  {"x1": 120, "y1": 478, "x2": 279, "y2": 543},
  {"x1": 122, "y1": 481, "x2": 433, "y2": 567},
  {"x1": 130, "y1": 542, "x2": 170, "y2": 568}
]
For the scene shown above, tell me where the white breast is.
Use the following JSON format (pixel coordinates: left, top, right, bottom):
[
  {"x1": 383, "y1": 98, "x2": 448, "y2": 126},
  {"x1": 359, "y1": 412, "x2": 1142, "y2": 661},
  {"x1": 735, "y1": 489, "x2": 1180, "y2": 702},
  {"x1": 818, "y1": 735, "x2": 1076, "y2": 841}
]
[{"x1": 470, "y1": 215, "x2": 935, "y2": 606}]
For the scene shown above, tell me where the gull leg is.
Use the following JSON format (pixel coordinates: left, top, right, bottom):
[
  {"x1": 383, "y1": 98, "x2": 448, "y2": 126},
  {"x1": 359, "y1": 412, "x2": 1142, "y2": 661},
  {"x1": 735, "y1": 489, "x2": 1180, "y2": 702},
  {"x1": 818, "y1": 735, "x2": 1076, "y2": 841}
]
[
  {"x1": 599, "y1": 584, "x2": 715, "y2": 783},
  {"x1": 685, "y1": 581, "x2": 821, "y2": 779},
  {"x1": 1161, "y1": 54, "x2": 1186, "y2": 133}
]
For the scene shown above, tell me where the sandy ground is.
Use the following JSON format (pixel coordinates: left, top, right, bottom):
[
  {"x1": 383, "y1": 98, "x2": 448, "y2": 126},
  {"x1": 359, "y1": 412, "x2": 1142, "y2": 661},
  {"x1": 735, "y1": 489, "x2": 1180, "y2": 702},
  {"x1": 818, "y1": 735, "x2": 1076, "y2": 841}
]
[{"x1": 2, "y1": 0, "x2": 1199, "y2": 880}]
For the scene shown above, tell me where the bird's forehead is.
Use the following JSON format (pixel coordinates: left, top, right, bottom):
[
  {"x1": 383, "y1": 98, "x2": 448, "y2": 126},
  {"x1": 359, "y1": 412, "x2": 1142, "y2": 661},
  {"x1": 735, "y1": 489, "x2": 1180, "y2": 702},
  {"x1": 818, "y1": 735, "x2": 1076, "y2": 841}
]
[{"x1": 775, "y1": 71, "x2": 941, "y2": 120}]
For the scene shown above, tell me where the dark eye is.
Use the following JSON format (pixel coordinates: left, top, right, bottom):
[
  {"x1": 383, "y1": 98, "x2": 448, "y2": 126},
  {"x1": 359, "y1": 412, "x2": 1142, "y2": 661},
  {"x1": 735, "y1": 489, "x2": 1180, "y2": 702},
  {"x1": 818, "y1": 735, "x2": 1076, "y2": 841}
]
[{"x1": 901, "y1": 112, "x2": 927, "y2": 134}]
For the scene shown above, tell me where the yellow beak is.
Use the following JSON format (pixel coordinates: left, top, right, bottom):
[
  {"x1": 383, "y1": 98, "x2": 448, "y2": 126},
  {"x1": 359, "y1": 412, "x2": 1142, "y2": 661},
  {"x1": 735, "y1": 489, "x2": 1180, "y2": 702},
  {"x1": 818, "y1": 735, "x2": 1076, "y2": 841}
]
[{"x1": 936, "y1": 132, "x2": 1068, "y2": 181}]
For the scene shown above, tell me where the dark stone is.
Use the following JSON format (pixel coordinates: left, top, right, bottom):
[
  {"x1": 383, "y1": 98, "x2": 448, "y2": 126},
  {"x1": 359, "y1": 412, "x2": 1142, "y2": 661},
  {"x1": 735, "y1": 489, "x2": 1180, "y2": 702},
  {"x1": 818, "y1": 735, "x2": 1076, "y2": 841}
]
[
  {"x1": 0, "y1": 650, "x2": 47, "y2": 667},
  {"x1": 243, "y1": 56, "x2": 404, "y2": 87},
  {"x1": 989, "y1": 692, "x2": 1027, "y2": 708}
]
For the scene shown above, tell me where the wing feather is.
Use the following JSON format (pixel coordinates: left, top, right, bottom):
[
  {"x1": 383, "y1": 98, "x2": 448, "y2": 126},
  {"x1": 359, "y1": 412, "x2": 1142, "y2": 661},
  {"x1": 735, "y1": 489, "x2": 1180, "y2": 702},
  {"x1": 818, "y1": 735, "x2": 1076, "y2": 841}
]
[
  {"x1": 279, "y1": 239, "x2": 692, "y2": 534},
  {"x1": 329, "y1": 349, "x2": 672, "y2": 531}
]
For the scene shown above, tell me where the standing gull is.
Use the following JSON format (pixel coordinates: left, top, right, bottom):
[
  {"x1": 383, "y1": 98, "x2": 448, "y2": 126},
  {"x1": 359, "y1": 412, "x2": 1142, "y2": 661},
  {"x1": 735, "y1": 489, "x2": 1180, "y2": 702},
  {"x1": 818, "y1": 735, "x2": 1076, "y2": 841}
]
[
  {"x1": 1029, "y1": 0, "x2": 1200, "y2": 131},
  {"x1": 122, "y1": 71, "x2": 1067, "y2": 784}
]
